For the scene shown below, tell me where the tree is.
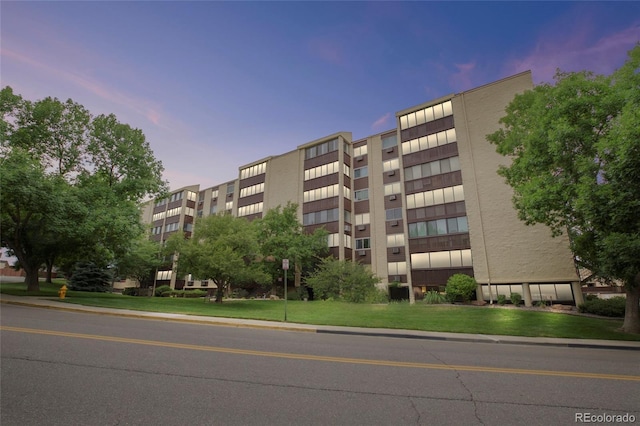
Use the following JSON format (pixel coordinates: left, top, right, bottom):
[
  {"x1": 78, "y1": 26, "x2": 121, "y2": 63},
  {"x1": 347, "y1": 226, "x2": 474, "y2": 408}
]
[
  {"x1": 254, "y1": 202, "x2": 329, "y2": 294},
  {"x1": 114, "y1": 236, "x2": 162, "y2": 288},
  {"x1": 0, "y1": 87, "x2": 167, "y2": 291},
  {"x1": 67, "y1": 262, "x2": 112, "y2": 293},
  {"x1": 0, "y1": 150, "x2": 85, "y2": 291},
  {"x1": 167, "y1": 214, "x2": 270, "y2": 303},
  {"x1": 306, "y1": 257, "x2": 380, "y2": 303},
  {"x1": 487, "y1": 45, "x2": 640, "y2": 333}
]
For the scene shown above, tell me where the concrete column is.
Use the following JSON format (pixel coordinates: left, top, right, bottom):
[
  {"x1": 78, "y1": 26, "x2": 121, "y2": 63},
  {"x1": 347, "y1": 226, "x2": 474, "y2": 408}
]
[
  {"x1": 571, "y1": 281, "x2": 584, "y2": 306},
  {"x1": 476, "y1": 283, "x2": 484, "y2": 302},
  {"x1": 522, "y1": 282, "x2": 532, "y2": 307}
]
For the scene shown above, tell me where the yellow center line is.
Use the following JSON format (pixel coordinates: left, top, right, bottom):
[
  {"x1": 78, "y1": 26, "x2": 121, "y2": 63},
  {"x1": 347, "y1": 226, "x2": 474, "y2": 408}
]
[{"x1": 2, "y1": 326, "x2": 638, "y2": 382}]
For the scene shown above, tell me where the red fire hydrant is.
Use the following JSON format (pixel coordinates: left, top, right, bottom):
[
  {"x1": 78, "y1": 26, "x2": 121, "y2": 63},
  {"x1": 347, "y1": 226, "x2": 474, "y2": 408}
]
[{"x1": 58, "y1": 285, "x2": 67, "y2": 300}]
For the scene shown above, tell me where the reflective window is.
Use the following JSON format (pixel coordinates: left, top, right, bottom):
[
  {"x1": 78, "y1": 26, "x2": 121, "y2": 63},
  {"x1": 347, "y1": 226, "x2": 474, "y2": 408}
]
[
  {"x1": 387, "y1": 233, "x2": 405, "y2": 247},
  {"x1": 384, "y1": 182, "x2": 401, "y2": 196},
  {"x1": 355, "y1": 189, "x2": 369, "y2": 201},
  {"x1": 354, "y1": 166, "x2": 368, "y2": 179},
  {"x1": 383, "y1": 158, "x2": 399, "y2": 172},
  {"x1": 355, "y1": 213, "x2": 370, "y2": 225},
  {"x1": 386, "y1": 208, "x2": 403, "y2": 221},
  {"x1": 240, "y1": 162, "x2": 267, "y2": 179},
  {"x1": 305, "y1": 138, "x2": 339, "y2": 160},
  {"x1": 382, "y1": 134, "x2": 397, "y2": 149},
  {"x1": 353, "y1": 145, "x2": 368, "y2": 157},
  {"x1": 399, "y1": 100, "x2": 453, "y2": 130}
]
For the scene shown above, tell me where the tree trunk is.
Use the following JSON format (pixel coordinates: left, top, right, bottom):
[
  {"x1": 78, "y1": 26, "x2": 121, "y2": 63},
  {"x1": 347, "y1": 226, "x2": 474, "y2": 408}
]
[
  {"x1": 25, "y1": 264, "x2": 41, "y2": 292},
  {"x1": 45, "y1": 259, "x2": 54, "y2": 284},
  {"x1": 215, "y1": 284, "x2": 224, "y2": 304},
  {"x1": 621, "y1": 278, "x2": 640, "y2": 334}
]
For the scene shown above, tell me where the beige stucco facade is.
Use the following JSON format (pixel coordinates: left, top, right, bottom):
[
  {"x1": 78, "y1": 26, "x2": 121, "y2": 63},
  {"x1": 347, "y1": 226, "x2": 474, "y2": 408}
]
[{"x1": 453, "y1": 72, "x2": 578, "y2": 285}]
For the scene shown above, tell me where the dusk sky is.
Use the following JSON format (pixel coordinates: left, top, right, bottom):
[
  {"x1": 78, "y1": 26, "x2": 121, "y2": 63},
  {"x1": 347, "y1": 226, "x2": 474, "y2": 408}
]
[{"x1": 2, "y1": 1, "x2": 639, "y2": 191}]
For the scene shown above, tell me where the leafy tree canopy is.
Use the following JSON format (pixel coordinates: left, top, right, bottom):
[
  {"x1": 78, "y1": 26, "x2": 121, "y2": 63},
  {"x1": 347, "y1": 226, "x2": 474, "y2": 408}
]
[
  {"x1": 166, "y1": 214, "x2": 270, "y2": 303},
  {"x1": 254, "y1": 202, "x2": 329, "y2": 287},
  {"x1": 0, "y1": 87, "x2": 167, "y2": 291},
  {"x1": 487, "y1": 45, "x2": 640, "y2": 333}
]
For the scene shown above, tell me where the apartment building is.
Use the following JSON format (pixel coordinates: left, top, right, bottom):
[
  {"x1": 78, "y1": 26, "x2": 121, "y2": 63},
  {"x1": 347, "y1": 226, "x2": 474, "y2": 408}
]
[{"x1": 144, "y1": 71, "x2": 582, "y2": 306}]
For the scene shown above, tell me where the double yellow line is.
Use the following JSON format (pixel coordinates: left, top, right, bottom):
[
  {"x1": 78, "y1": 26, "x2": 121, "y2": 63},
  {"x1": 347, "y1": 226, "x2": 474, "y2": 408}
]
[{"x1": 2, "y1": 326, "x2": 638, "y2": 382}]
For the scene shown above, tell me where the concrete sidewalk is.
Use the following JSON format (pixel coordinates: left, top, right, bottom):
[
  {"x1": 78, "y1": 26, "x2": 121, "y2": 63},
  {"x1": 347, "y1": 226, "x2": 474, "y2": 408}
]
[{"x1": 2, "y1": 294, "x2": 639, "y2": 351}]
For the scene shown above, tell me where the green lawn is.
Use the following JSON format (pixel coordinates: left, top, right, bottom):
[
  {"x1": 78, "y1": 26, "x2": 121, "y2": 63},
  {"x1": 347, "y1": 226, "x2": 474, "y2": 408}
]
[{"x1": 2, "y1": 281, "x2": 638, "y2": 341}]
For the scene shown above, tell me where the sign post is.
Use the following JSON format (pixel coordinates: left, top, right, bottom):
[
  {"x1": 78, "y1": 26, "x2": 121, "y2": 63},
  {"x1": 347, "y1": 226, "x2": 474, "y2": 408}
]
[{"x1": 282, "y1": 259, "x2": 289, "y2": 321}]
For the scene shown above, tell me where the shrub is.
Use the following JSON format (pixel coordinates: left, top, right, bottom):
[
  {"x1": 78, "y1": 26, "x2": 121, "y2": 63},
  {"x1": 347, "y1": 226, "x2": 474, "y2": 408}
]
[
  {"x1": 424, "y1": 290, "x2": 446, "y2": 305},
  {"x1": 306, "y1": 258, "x2": 380, "y2": 303},
  {"x1": 123, "y1": 287, "x2": 138, "y2": 296},
  {"x1": 535, "y1": 300, "x2": 548, "y2": 308},
  {"x1": 365, "y1": 288, "x2": 389, "y2": 304},
  {"x1": 445, "y1": 274, "x2": 477, "y2": 303},
  {"x1": 578, "y1": 296, "x2": 626, "y2": 317},
  {"x1": 496, "y1": 294, "x2": 507, "y2": 305},
  {"x1": 184, "y1": 289, "x2": 206, "y2": 298},
  {"x1": 67, "y1": 262, "x2": 112, "y2": 292},
  {"x1": 155, "y1": 285, "x2": 171, "y2": 297},
  {"x1": 510, "y1": 292, "x2": 522, "y2": 306},
  {"x1": 286, "y1": 289, "x2": 299, "y2": 300}
]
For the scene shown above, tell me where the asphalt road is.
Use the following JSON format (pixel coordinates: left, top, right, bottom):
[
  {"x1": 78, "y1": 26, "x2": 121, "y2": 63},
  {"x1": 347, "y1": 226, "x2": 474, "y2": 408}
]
[{"x1": 1, "y1": 304, "x2": 638, "y2": 426}]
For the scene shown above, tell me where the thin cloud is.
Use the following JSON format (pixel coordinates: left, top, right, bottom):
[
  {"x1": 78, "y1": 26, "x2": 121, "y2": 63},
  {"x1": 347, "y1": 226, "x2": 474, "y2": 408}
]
[
  {"x1": 308, "y1": 38, "x2": 343, "y2": 66},
  {"x1": 449, "y1": 61, "x2": 477, "y2": 92},
  {"x1": 372, "y1": 112, "x2": 391, "y2": 131},
  {"x1": 2, "y1": 46, "x2": 173, "y2": 131},
  {"x1": 505, "y1": 23, "x2": 640, "y2": 83}
]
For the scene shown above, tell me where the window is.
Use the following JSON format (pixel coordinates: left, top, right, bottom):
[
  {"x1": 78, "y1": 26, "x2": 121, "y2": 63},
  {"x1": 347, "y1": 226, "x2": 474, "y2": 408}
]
[
  {"x1": 303, "y1": 184, "x2": 340, "y2": 203},
  {"x1": 211, "y1": 189, "x2": 219, "y2": 199},
  {"x1": 170, "y1": 191, "x2": 183, "y2": 202},
  {"x1": 303, "y1": 208, "x2": 339, "y2": 226},
  {"x1": 383, "y1": 158, "x2": 400, "y2": 172},
  {"x1": 304, "y1": 161, "x2": 340, "y2": 181},
  {"x1": 382, "y1": 134, "x2": 397, "y2": 149},
  {"x1": 327, "y1": 233, "x2": 340, "y2": 247},
  {"x1": 355, "y1": 189, "x2": 369, "y2": 201},
  {"x1": 354, "y1": 166, "x2": 368, "y2": 179},
  {"x1": 410, "y1": 249, "x2": 473, "y2": 269},
  {"x1": 387, "y1": 233, "x2": 405, "y2": 247},
  {"x1": 353, "y1": 145, "x2": 368, "y2": 157},
  {"x1": 164, "y1": 222, "x2": 179, "y2": 232},
  {"x1": 409, "y1": 216, "x2": 468, "y2": 238},
  {"x1": 240, "y1": 162, "x2": 267, "y2": 179},
  {"x1": 225, "y1": 201, "x2": 233, "y2": 211},
  {"x1": 210, "y1": 204, "x2": 218, "y2": 215},
  {"x1": 404, "y1": 156, "x2": 461, "y2": 181},
  {"x1": 387, "y1": 262, "x2": 407, "y2": 275},
  {"x1": 226, "y1": 184, "x2": 235, "y2": 195},
  {"x1": 305, "y1": 138, "x2": 339, "y2": 160},
  {"x1": 355, "y1": 238, "x2": 371, "y2": 250},
  {"x1": 385, "y1": 208, "x2": 402, "y2": 221},
  {"x1": 240, "y1": 183, "x2": 265, "y2": 198},
  {"x1": 384, "y1": 182, "x2": 401, "y2": 196},
  {"x1": 355, "y1": 213, "x2": 370, "y2": 225},
  {"x1": 238, "y1": 202, "x2": 264, "y2": 217},
  {"x1": 399, "y1": 100, "x2": 453, "y2": 130},
  {"x1": 156, "y1": 270, "x2": 172, "y2": 280},
  {"x1": 406, "y1": 185, "x2": 465, "y2": 209}
]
